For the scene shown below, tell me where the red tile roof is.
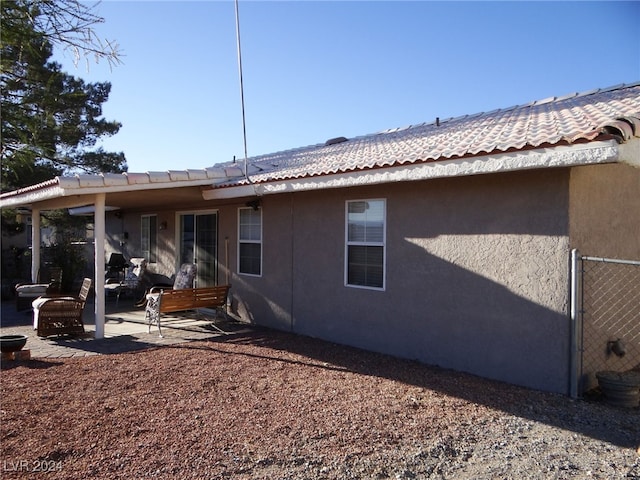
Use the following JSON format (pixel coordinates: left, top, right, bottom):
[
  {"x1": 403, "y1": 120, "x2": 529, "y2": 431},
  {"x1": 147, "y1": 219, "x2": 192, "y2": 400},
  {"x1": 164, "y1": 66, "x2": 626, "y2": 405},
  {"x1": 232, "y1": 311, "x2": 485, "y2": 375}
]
[
  {"x1": 1, "y1": 82, "x2": 638, "y2": 204},
  {"x1": 237, "y1": 82, "x2": 640, "y2": 184}
]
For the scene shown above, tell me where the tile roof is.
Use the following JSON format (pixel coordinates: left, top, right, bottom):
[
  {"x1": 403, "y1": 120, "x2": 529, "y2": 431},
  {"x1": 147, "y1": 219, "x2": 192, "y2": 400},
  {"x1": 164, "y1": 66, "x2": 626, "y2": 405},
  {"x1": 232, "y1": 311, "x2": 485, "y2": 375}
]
[
  {"x1": 225, "y1": 82, "x2": 640, "y2": 186},
  {"x1": 1, "y1": 82, "x2": 638, "y2": 205}
]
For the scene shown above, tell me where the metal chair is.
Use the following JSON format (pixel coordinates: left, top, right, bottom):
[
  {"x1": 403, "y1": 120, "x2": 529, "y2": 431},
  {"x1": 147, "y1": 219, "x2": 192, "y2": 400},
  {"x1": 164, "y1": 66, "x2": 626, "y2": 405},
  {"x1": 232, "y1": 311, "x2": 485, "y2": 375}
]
[
  {"x1": 105, "y1": 253, "x2": 128, "y2": 282},
  {"x1": 105, "y1": 257, "x2": 147, "y2": 304}
]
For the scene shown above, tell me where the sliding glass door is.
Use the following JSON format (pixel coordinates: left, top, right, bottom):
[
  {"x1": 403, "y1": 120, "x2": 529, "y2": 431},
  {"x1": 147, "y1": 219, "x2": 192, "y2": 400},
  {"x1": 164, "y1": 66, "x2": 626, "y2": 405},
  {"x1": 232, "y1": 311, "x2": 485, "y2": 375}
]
[{"x1": 179, "y1": 211, "x2": 218, "y2": 287}]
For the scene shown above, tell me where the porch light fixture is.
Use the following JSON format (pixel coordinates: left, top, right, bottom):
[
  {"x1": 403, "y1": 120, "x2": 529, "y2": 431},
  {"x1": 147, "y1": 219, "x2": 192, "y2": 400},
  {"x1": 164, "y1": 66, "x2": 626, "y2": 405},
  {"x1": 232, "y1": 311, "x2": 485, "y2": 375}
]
[{"x1": 246, "y1": 198, "x2": 261, "y2": 210}]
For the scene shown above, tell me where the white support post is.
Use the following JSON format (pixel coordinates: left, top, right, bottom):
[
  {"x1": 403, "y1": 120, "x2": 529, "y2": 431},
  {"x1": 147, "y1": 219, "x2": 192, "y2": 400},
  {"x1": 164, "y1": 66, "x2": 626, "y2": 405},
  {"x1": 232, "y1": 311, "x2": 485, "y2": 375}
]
[
  {"x1": 94, "y1": 194, "x2": 106, "y2": 339},
  {"x1": 31, "y1": 208, "x2": 40, "y2": 282}
]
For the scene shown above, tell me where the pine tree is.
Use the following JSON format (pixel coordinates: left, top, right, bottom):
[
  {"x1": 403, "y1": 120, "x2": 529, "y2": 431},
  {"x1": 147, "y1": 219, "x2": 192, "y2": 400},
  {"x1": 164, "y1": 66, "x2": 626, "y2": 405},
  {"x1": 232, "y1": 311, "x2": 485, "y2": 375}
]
[{"x1": 1, "y1": 0, "x2": 126, "y2": 192}]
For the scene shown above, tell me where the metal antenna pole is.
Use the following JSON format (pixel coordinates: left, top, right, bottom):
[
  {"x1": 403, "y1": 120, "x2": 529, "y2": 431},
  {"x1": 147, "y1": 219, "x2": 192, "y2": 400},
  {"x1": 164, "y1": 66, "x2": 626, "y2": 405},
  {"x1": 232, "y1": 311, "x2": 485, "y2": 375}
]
[{"x1": 235, "y1": 0, "x2": 249, "y2": 178}]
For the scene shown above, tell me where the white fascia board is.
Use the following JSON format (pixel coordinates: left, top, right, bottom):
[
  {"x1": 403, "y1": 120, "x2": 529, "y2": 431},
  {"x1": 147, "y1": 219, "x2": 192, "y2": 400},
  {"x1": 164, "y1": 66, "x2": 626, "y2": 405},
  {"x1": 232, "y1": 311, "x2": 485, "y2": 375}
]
[
  {"x1": 69, "y1": 205, "x2": 120, "y2": 215},
  {"x1": 73, "y1": 178, "x2": 223, "y2": 195},
  {"x1": 0, "y1": 185, "x2": 64, "y2": 208},
  {"x1": 202, "y1": 140, "x2": 620, "y2": 200},
  {"x1": 202, "y1": 184, "x2": 257, "y2": 200},
  {"x1": 0, "y1": 177, "x2": 221, "y2": 208}
]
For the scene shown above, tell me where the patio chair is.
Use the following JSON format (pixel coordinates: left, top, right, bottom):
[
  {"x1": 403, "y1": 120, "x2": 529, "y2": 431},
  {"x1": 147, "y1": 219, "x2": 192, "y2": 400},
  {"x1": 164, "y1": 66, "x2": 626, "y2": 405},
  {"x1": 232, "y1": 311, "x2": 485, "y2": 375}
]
[
  {"x1": 135, "y1": 263, "x2": 197, "y2": 308},
  {"x1": 105, "y1": 252, "x2": 128, "y2": 281},
  {"x1": 105, "y1": 257, "x2": 147, "y2": 304},
  {"x1": 32, "y1": 278, "x2": 92, "y2": 337},
  {"x1": 15, "y1": 266, "x2": 62, "y2": 311}
]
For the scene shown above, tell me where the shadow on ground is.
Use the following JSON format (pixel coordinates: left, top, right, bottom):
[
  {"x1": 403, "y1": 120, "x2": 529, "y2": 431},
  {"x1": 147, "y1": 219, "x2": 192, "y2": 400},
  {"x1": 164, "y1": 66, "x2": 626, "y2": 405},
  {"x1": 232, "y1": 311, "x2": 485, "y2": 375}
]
[
  {"x1": 175, "y1": 328, "x2": 639, "y2": 449},
  {"x1": 2, "y1": 299, "x2": 637, "y2": 449}
]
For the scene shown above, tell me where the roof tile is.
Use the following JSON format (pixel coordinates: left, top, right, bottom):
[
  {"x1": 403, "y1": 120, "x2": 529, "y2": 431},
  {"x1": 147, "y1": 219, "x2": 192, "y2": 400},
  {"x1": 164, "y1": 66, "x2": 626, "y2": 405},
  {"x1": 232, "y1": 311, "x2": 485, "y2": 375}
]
[
  {"x1": 2, "y1": 83, "x2": 637, "y2": 202},
  {"x1": 226, "y1": 82, "x2": 640, "y2": 186}
]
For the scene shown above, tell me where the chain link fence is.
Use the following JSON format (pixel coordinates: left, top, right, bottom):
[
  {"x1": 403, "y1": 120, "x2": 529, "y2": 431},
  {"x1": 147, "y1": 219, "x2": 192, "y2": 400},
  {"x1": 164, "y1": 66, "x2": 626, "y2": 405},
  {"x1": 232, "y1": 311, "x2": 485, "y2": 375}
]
[{"x1": 577, "y1": 254, "x2": 640, "y2": 393}]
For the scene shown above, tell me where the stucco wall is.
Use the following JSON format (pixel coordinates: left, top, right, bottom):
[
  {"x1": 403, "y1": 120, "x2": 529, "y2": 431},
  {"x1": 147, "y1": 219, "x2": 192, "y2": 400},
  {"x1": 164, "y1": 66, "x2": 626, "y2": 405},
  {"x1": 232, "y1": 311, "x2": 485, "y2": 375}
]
[
  {"x1": 569, "y1": 162, "x2": 640, "y2": 259},
  {"x1": 221, "y1": 197, "x2": 294, "y2": 328},
  {"x1": 569, "y1": 162, "x2": 640, "y2": 389},
  {"x1": 244, "y1": 169, "x2": 572, "y2": 394},
  {"x1": 107, "y1": 169, "x2": 573, "y2": 394}
]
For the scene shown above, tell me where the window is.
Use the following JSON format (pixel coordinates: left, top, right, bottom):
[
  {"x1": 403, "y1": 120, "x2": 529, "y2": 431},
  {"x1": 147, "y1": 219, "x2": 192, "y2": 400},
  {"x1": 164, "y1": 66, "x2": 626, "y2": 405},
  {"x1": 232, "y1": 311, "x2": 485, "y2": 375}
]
[
  {"x1": 141, "y1": 215, "x2": 157, "y2": 263},
  {"x1": 345, "y1": 199, "x2": 385, "y2": 289},
  {"x1": 238, "y1": 207, "x2": 262, "y2": 276}
]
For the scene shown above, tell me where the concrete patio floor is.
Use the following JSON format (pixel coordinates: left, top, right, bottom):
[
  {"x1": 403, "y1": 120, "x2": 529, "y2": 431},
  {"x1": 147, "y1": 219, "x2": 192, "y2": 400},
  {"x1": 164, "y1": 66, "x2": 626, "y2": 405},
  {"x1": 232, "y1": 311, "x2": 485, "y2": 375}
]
[{"x1": 0, "y1": 296, "x2": 251, "y2": 360}]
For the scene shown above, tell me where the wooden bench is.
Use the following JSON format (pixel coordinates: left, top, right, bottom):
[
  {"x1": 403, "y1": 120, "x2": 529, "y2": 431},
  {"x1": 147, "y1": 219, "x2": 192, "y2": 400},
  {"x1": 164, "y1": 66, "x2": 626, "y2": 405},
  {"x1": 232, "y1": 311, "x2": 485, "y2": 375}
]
[{"x1": 145, "y1": 285, "x2": 231, "y2": 337}]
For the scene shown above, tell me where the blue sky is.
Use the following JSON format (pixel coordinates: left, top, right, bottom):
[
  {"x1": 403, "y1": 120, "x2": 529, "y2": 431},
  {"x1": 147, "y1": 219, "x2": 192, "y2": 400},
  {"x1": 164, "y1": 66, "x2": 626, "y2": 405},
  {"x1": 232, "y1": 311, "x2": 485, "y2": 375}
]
[{"x1": 55, "y1": 1, "x2": 640, "y2": 173}]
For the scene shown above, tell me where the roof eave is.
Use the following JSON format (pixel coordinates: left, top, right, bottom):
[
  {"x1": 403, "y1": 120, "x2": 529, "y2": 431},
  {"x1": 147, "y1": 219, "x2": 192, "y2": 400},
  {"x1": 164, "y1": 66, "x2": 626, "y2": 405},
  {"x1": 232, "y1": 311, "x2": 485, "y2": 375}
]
[
  {"x1": 0, "y1": 183, "x2": 65, "y2": 209},
  {"x1": 202, "y1": 140, "x2": 622, "y2": 200},
  {"x1": 0, "y1": 168, "x2": 245, "y2": 209}
]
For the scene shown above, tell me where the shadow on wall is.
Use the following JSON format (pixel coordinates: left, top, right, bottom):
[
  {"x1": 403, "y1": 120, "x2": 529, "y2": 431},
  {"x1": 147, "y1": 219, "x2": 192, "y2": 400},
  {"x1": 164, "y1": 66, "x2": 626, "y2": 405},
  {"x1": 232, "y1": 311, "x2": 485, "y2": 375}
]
[
  {"x1": 190, "y1": 170, "x2": 639, "y2": 445},
  {"x1": 233, "y1": 235, "x2": 571, "y2": 395},
  {"x1": 232, "y1": 278, "x2": 287, "y2": 329},
  {"x1": 290, "y1": 170, "x2": 572, "y2": 394},
  {"x1": 295, "y1": 241, "x2": 570, "y2": 394}
]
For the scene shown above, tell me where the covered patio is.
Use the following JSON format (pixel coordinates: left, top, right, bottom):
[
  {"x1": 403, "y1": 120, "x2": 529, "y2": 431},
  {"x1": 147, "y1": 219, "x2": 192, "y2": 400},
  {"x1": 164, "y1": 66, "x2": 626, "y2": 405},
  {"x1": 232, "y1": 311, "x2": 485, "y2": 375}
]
[
  {"x1": 0, "y1": 165, "x2": 249, "y2": 341},
  {"x1": 0, "y1": 296, "x2": 250, "y2": 360}
]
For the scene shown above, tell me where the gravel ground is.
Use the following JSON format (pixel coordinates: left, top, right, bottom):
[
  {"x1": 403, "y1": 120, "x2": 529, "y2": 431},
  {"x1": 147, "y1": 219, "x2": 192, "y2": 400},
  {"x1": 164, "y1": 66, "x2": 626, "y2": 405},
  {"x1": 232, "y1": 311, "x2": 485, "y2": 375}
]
[{"x1": 1, "y1": 329, "x2": 638, "y2": 479}]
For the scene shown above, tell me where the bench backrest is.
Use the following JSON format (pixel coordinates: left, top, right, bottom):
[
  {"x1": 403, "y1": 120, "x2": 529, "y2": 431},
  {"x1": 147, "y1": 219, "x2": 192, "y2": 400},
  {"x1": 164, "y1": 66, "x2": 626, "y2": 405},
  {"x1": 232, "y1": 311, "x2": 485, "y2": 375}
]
[{"x1": 158, "y1": 285, "x2": 230, "y2": 314}]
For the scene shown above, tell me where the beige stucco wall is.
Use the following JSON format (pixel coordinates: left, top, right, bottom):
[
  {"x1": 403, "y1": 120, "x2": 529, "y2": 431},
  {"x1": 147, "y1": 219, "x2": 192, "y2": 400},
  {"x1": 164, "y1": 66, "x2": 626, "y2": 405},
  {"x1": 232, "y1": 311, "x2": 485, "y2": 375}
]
[
  {"x1": 110, "y1": 169, "x2": 574, "y2": 394},
  {"x1": 569, "y1": 162, "x2": 640, "y2": 259},
  {"x1": 246, "y1": 169, "x2": 572, "y2": 394},
  {"x1": 569, "y1": 162, "x2": 640, "y2": 389},
  {"x1": 219, "y1": 196, "x2": 295, "y2": 328}
]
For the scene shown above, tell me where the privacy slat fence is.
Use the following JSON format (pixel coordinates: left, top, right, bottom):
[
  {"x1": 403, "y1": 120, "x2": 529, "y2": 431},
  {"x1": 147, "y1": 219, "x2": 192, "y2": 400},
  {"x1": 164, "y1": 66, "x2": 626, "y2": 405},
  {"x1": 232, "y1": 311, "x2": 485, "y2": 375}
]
[{"x1": 571, "y1": 250, "x2": 640, "y2": 397}]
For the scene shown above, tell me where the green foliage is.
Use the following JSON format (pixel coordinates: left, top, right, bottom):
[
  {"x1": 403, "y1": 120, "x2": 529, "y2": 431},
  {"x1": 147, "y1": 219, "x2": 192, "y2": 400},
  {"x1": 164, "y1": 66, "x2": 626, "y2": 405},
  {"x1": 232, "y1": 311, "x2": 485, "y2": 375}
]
[
  {"x1": 1, "y1": 0, "x2": 127, "y2": 192},
  {"x1": 40, "y1": 209, "x2": 88, "y2": 292},
  {"x1": 0, "y1": 210, "x2": 26, "y2": 236},
  {"x1": 41, "y1": 208, "x2": 88, "y2": 233},
  {"x1": 44, "y1": 240, "x2": 87, "y2": 293}
]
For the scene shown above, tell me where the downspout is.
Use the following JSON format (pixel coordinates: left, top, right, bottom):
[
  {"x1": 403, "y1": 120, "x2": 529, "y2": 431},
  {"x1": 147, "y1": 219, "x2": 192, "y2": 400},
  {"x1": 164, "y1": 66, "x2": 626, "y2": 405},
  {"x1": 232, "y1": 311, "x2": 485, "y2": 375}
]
[
  {"x1": 31, "y1": 207, "x2": 41, "y2": 282},
  {"x1": 94, "y1": 193, "x2": 106, "y2": 339}
]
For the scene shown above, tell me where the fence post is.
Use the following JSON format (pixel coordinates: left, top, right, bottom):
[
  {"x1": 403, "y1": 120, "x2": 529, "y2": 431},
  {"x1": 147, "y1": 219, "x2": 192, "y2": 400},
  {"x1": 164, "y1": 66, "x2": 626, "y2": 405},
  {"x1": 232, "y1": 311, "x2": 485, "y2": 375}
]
[{"x1": 569, "y1": 249, "x2": 582, "y2": 399}]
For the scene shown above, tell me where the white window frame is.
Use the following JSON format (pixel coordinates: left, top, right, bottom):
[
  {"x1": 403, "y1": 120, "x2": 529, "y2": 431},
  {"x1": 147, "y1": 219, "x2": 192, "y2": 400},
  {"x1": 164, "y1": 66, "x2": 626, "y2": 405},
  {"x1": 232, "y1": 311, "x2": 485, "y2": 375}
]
[
  {"x1": 344, "y1": 198, "x2": 386, "y2": 291},
  {"x1": 141, "y1": 214, "x2": 157, "y2": 264},
  {"x1": 238, "y1": 207, "x2": 262, "y2": 277}
]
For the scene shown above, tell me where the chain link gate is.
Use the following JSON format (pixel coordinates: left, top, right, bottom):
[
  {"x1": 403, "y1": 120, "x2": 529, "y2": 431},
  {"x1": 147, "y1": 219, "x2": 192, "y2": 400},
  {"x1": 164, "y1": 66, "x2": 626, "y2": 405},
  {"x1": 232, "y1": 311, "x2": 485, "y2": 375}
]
[{"x1": 570, "y1": 250, "x2": 640, "y2": 396}]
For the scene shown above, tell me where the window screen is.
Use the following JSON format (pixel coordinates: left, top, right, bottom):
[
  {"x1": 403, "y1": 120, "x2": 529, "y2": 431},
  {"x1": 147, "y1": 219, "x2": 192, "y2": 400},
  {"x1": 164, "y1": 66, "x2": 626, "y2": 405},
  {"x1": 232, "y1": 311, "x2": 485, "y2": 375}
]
[
  {"x1": 141, "y1": 215, "x2": 157, "y2": 263},
  {"x1": 346, "y1": 199, "x2": 385, "y2": 289},
  {"x1": 238, "y1": 207, "x2": 262, "y2": 276}
]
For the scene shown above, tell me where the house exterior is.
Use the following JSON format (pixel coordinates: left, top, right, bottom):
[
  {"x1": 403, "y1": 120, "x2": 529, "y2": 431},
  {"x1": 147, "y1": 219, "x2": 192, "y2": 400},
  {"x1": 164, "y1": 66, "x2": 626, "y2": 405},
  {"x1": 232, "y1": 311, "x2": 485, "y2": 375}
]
[{"x1": 2, "y1": 82, "x2": 639, "y2": 395}]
